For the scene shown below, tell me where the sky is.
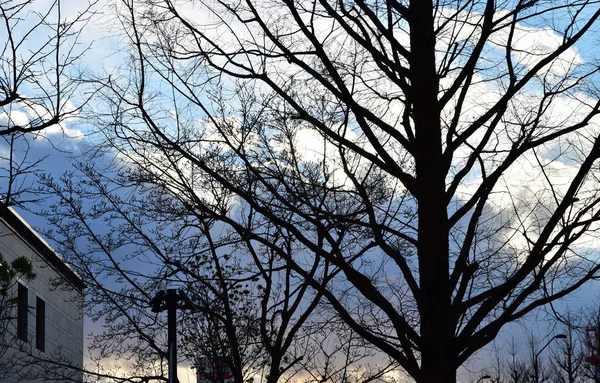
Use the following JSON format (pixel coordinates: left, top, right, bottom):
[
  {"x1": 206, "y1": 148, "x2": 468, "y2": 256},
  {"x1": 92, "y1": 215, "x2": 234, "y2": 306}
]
[{"x1": 4, "y1": 0, "x2": 600, "y2": 382}]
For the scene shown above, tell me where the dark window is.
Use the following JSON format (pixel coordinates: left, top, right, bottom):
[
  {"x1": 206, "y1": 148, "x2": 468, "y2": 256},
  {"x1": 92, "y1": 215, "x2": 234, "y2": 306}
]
[
  {"x1": 36, "y1": 297, "x2": 45, "y2": 352},
  {"x1": 17, "y1": 283, "x2": 27, "y2": 342}
]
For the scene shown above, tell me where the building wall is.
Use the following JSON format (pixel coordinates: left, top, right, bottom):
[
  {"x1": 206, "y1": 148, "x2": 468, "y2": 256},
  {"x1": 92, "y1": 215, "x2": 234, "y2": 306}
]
[{"x1": 0, "y1": 211, "x2": 84, "y2": 383}]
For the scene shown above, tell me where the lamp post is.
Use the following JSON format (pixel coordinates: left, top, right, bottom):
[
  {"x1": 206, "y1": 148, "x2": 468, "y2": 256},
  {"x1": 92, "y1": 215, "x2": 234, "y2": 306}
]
[
  {"x1": 476, "y1": 374, "x2": 491, "y2": 383},
  {"x1": 532, "y1": 334, "x2": 567, "y2": 383},
  {"x1": 150, "y1": 288, "x2": 197, "y2": 383}
]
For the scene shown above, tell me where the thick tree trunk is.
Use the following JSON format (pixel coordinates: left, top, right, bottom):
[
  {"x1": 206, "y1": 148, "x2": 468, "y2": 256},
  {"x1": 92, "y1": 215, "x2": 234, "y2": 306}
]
[
  {"x1": 409, "y1": 1, "x2": 456, "y2": 383},
  {"x1": 265, "y1": 354, "x2": 282, "y2": 383}
]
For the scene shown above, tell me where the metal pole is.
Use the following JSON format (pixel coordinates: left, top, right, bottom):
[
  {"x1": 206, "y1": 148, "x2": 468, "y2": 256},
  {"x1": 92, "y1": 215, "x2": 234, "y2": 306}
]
[
  {"x1": 150, "y1": 288, "x2": 197, "y2": 383},
  {"x1": 167, "y1": 289, "x2": 178, "y2": 383},
  {"x1": 533, "y1": 334, "x2": 566, "y2": 383}
]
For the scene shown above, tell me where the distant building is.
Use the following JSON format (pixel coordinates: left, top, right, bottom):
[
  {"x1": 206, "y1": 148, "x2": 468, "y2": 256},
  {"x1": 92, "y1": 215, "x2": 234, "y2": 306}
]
[{"x1": 0, "y1": 207, "x2": 84, "y2": 382}]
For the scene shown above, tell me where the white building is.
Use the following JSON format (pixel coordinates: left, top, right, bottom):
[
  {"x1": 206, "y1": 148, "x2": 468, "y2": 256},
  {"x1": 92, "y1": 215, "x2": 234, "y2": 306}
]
[{"x1": 0, "y1": 207, "x2": 84, "y2": 382}]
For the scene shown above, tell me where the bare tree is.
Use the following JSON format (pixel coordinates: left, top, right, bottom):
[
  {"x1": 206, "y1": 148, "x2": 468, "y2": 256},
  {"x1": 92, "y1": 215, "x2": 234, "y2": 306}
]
[
  {"x1": 549, "y1": 312, "x2": 587, "y2": 383},
  {"x1": 485, "y1": 341, "x2": 505, "y2": 383},
  {"x1": 502, "y1": 338, "x2": 530, "y2": 383},
  {"x1": 525, "y1": 332, "x2": 559, "y2": 383},
  {"x1": 37, "y1": 0, "x2": 600, "y2": 382},
  {"x1": 485, "y1": 331, "x2": 585, "y2": 383},
  {"x1": 0, "y1": 132, "x2": 48, "y2": 208},
  {"x1": 0, "y1": 1, "x2": 95, "y2": 379},
  {"x1": 294, "y1": 318, "x2": 400, "y2": 383},
  {"x1": 40, "y1": 160, "x2": 359, "y2": 383},
  {"x1": 0, "y1": 0, "x2": 95, "y2": 208}
]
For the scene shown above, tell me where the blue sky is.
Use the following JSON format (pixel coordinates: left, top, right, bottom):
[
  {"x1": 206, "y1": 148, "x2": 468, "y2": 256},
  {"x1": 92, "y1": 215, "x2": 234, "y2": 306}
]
[{"x1": 6, "y1": 0, "x2": 600, "y2": 381}]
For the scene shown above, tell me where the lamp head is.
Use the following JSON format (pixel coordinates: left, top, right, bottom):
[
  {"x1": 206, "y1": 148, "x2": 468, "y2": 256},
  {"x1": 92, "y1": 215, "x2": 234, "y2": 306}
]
[
  {"x1": 150, "y1": 289, "x2": 167, "y2": 313},
  {"x1": 177, "y1": 289, "x2": 198, "y2": 311}
]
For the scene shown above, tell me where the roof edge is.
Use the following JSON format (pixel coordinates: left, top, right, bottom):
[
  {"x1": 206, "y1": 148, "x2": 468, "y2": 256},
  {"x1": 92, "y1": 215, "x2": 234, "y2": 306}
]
[{"x1": 0, "y1": 206, "x2": 85, "y2": 292}]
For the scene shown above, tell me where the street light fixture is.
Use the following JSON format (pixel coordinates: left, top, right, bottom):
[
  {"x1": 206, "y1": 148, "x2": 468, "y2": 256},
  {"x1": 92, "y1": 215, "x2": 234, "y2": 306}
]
[
  {"x1": 476, "y1": 374, "x2": 491, "y2": 383},
  {"x1": 150, "y1": 288, "x2": 198, "y2": 383},
  {"x1": 536, "y1": 334, "x2": 567, "y2": 359},
  {"x1": 532, "y1": 334, "x2": 567, "y2": 383}
]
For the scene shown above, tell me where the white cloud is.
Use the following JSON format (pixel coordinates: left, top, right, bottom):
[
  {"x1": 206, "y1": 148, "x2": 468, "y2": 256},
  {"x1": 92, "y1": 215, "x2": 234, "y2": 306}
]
[
  {"x1": 0, "y1": 99, "x2": 85, "y2": 139},
  {"x1": 436, "y1": 8, "x2": 582, "y2": 80},
  {"x1": 489, "y1": 23, "x2": 582, "y2": 78},
  {"x1": 0, "y1": 110, "x2": 29, "y2": 127},
  {"x1": 39, "y1": 122, "x2": 85, "y2": 139}
]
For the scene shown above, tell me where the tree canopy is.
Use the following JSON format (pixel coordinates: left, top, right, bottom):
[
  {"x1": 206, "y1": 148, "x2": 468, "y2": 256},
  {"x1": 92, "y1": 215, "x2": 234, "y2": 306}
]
[{"x1": 36, "y1": 0, "x2": 600, "y2": 382}]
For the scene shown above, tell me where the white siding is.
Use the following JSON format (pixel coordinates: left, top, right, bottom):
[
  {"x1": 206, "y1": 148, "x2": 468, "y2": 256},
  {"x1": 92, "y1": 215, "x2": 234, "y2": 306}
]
[{"x1": 0, "y1": 213, "x2": 84, "y2": 383}]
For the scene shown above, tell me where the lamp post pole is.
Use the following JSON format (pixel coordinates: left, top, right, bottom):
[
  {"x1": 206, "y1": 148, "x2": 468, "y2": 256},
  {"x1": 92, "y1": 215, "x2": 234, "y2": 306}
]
[
  {"x1": 533, "y1": 334, "x2": 567, "y2": 383},
  {"x1": 166, "y1": 289, "x2": 179, "y2": 383},
  {"x1": 150, "y1": 288, "x2": 197, "y2": 383}
]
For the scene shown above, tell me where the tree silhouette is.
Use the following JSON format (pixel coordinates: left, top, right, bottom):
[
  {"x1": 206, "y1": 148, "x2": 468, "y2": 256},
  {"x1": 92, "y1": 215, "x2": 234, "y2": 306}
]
[
  {"x1": 0, "y1": 0, "x2": 95, "y2": 207},
  {"x1": 43, "y1": 0, "x2": 600, "y2": 382}
]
